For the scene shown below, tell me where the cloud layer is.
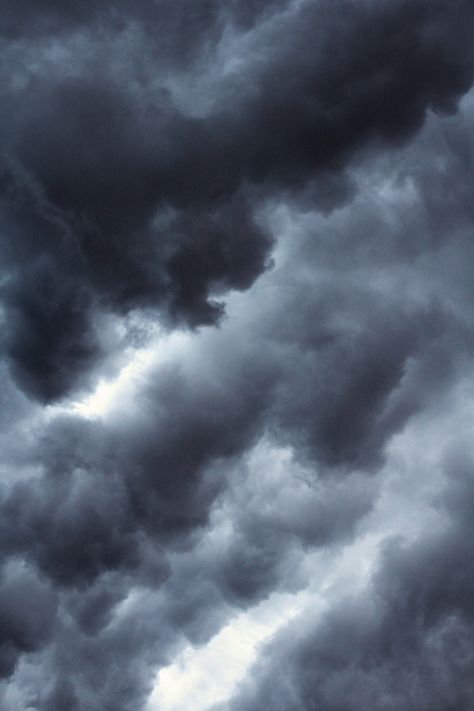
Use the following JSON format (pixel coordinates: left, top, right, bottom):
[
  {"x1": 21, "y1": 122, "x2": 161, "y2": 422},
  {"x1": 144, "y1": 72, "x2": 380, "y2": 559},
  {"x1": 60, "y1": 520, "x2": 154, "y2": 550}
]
[{"x1": 1, "y1": 2, "x2": 474, "y2": 710}]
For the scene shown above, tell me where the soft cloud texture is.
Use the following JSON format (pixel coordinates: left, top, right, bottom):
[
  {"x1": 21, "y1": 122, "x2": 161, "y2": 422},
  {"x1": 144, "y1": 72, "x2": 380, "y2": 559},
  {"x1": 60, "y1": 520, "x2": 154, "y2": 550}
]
[{"x1": 1, "y1": 2, "x2": 474, "y2": 710}]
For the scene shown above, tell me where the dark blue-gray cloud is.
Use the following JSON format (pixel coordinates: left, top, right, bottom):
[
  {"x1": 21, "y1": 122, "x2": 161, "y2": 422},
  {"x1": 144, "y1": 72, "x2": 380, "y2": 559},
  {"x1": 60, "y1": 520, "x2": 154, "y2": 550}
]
[
  {"x1": 2, "y1": 0, "x2": 473, "y2": 400},
  {"x1": 1, "y1": 2, "x2": 474, "y2": 710}
]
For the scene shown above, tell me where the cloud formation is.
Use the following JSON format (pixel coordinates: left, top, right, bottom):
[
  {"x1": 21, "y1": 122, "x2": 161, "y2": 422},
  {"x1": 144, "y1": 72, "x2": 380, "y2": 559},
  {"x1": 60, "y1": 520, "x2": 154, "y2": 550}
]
[
  {"x1": 1, "y1": 1, "x2": 474, "y2": 710},
  {"x1": 226, "y1": 448, "x2": 474, "y2": 711},
  {"x1": 2, "y1": 0, "x2": 473, "y2": 399}
]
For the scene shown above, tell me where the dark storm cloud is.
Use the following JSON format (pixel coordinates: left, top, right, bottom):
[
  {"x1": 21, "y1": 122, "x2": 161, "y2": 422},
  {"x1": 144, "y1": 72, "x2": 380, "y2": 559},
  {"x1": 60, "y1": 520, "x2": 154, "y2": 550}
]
[
  {"x1": 0, "y1": 289, "x2": 280, "y2": 590},
  {"x1": 2, "y1": 0, "x2": 474, "y2": 400},
  {"x1": 226, "y1": 447, "x2": 474, "y2": 711},
  {"x1": 5, "y1": 244, "x2": 460, "y2": 584},
  {"x1": 0, "y1": 337, "x2": 274, "y2": 587},
  {"x1": 1, "y1": 2, "x2": 474, "y2": 710},
  {"x1": 0, "y1": 0, "x2": 287, "y2": 47},
  {"x1": 1, "y1": 244, "x2": 471, "y2": 708},
  {"x1": 0, "y1": 439, "x2": 375, "y2": 710},
  {"x1": 1, "y1": 260, "x2": 101, "y2": 402},
  {"x1": 269, "y1": 301, "x2": 467, "y2": 469}
]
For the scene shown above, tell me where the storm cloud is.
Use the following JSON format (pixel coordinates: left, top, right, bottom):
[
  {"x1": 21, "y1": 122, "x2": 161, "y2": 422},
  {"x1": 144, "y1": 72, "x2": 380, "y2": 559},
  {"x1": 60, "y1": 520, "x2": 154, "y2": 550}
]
[{"x1": 1, "y1": 1, "x2": 474, "y2": 710}]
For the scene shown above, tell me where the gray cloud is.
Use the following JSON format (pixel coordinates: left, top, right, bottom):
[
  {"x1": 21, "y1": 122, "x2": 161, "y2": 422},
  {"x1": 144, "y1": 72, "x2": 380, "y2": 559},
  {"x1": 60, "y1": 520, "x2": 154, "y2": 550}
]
[
  {"x1": 2, "y1": 0, "x2": 473, "y2": 400},
  {"x1": 1, "y1": 2, "x2": 474, "y2": 710},
  {"x1": 226, "y1": 447, "x2": 474, "y2": 711}
]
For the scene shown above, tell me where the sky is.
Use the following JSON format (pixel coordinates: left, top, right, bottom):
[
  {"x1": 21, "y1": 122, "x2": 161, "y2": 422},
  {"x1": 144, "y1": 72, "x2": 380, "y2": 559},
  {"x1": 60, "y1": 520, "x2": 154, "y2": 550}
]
[{"x1": 1, "y1": 1, "x2": 474, "y2": 709}]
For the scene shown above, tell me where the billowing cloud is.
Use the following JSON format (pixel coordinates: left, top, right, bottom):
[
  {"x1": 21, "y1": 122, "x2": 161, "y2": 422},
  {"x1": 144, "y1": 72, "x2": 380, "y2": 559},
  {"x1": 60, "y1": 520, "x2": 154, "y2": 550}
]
[
  {"x1": 1, "y1": 2, "x2": 474, "y2": 710},
  {"x1": 2, "y1": 0, "x2": 474, "y2": 399},
  {"x1": 225, "y1": 447, "x2": 474, "y2": 711}
]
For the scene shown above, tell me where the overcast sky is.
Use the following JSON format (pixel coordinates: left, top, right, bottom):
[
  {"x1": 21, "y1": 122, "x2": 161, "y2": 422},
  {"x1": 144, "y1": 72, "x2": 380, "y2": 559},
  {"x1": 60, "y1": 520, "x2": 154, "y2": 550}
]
[{"x1": 1, "y1": 2, "x2": 474, "y2": 710}]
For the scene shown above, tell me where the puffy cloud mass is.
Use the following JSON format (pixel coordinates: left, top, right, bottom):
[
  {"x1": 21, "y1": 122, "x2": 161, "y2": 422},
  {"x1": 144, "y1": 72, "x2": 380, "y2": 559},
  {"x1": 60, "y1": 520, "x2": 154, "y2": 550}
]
[{"x1": 0, "y1": 1, "x2": 474, "y2": 710}]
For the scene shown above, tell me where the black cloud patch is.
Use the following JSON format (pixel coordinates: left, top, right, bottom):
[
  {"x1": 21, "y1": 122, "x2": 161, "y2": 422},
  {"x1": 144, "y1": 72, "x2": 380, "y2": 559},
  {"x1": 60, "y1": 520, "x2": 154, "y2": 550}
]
[{"x1": 2, "y1": 260, "x2": 101, "y2": 402}]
